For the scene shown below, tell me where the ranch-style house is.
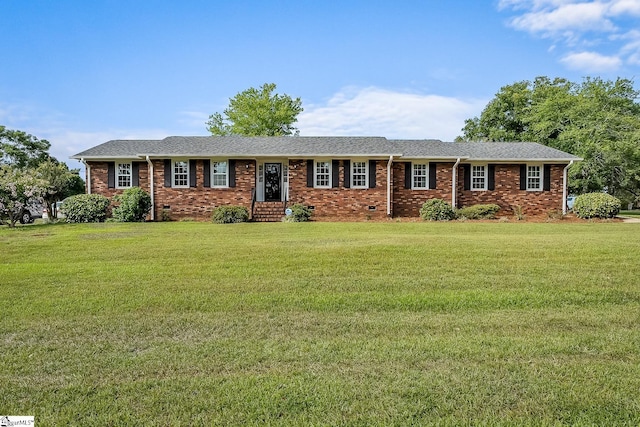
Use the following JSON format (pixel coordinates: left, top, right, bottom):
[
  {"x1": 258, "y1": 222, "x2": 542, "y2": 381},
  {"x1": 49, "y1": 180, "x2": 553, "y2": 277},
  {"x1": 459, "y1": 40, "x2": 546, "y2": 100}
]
[{"x1": 71, "y1": 136, "x2": 581, "y2": 221}]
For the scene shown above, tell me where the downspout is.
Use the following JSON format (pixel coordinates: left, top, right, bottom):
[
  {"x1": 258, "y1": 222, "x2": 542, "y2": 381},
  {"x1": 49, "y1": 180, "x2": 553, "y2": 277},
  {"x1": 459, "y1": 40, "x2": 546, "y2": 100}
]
[
  {"x1": 562, "y1": 160, "x2": 574, "y2": 215},
  {"x1": 387, "y1": 155, "x2": 393, "y2": 216},
  {"x1": 81, "y1": 158, "x2": 91, "y2": 194},
  {"x1": 451, "y1": 158, "x2": 461, "y2": 208},
  {"x1": 146, "y1": 156, "x2": 155, "y2": 221}
]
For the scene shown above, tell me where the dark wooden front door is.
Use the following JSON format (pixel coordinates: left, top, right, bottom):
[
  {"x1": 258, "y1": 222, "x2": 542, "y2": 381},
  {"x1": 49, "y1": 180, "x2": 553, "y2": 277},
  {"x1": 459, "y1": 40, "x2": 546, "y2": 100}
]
[{"x1": 264, "y1": 163, "x2": 282, "y2": 201}]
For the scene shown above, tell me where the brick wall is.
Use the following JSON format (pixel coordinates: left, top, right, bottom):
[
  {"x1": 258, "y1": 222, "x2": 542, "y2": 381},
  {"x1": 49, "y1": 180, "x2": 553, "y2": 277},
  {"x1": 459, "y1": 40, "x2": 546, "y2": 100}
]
[
  {"x1": 287, "y1": 159, "x2": 389, "y2": 220},
  {"x1": 457, "y1": 164, "x2": 565, "y2": 216},
  {"x1": 152, "y1": 159, "x2": 255, "y2": 220},
  {"x1": 392, "y1": 162, "x2": 455, "y2": 217}
]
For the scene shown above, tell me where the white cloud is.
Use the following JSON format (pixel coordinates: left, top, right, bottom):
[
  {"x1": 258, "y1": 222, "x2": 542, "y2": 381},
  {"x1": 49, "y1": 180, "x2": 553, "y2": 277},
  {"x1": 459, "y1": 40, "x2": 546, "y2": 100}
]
[
  {"x1": 499, "y1": 0, "x2": 640, "y2": 71},
  {"x1": 297, "y1": 87, "x2": 487, "y2": 141},
  {"x1": 560, "y1": 50, "x2": 623, "y2": 71}
]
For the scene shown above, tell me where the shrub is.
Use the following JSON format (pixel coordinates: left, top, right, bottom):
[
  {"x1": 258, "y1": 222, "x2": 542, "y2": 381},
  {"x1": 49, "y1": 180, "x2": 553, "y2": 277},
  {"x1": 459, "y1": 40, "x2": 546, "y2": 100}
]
[
  {"x1": 63, "y1": 194, "x2": 110, "y2": 223},
  {"x1": 573, "y1": 193, "x2": 621, "y2": 219},
  {"x1": 285, "y1": 203, "x2": 312, "y2": 222},
  {"x1": 456, "y1": 204, "x2": 500, "y2": 220},
  {"x1": 212, "y1": 205, "x2": 249, "y2": 224},
  {"x1": 420, "y1": 199, "x2": 455, "y2": 221},
  {"x1": 112, "y1": 187, "x2": 152, "y2": 222}
]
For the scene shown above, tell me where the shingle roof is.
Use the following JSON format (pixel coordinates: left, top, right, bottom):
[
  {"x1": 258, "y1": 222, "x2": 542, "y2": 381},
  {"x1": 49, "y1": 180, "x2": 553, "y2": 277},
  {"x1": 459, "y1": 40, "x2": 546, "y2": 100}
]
[{"x1": 71, "y1": 136, "x2": 581, "y2": 162}]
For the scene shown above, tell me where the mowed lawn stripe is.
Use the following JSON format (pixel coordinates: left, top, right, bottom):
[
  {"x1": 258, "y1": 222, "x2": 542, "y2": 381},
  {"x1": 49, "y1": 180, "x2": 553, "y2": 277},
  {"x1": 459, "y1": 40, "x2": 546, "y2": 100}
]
[{"x1": 1, "y1": 222, "x2": 639, "y2": 425}]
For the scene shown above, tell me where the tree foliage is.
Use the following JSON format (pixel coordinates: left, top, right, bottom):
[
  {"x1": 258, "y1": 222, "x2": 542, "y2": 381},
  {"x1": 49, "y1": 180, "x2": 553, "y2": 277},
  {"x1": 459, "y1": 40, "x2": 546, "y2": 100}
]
[
  {"x1": 0, "y1": 166, "x2": 46, "y2": 227},
  {"x1": 458, "y1": 77, "x2": 640, "y2": 203},
  {"x1": 206, "y1": 83, "x2": 303, "y2": 136},
  {"x1": 0, "y1": 125, "x2": 52, "y2": 169},
  {"x1": 35, "y1": 159, "x2": 86, "y2": 219}
]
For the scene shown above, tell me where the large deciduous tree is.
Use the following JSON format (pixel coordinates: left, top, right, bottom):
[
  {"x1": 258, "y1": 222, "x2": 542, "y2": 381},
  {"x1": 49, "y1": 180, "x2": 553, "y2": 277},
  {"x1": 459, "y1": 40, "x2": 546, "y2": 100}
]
[
  {"x1": 206, "y1": 83, "x2": 303, "y2": 136},
  {"x1": 0, "y1": 125, "x2": 52, "y2": 169},
  {"x1": 458, "y1": 77, "x2": 640, "y2": 203}
]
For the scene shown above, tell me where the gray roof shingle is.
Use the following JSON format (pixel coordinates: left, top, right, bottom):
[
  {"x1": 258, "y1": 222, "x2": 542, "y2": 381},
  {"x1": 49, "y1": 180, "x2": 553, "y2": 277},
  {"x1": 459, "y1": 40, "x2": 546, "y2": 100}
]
[{"x1": 71, "y1": 136, "x2": 581, "y2": 162}]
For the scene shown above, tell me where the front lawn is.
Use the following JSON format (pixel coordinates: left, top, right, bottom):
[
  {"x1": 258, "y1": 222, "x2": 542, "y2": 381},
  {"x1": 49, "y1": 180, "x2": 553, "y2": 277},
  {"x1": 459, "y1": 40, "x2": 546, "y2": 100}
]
[{"x1": 1, "y1": 222, "x2": 639, "y2": 426}]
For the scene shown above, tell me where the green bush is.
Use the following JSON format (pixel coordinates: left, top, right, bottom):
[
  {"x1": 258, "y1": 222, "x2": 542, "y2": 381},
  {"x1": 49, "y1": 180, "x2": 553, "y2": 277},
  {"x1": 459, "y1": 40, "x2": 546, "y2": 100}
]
[
  {"x1": 573, "y1": 193, "x2": 621, "y2": 219},
  {"x1": 112, "y1": 187, "x2": 152, "y2": 222},
  {"x1": 285, "y1": 203, "x2": 312, "y2": 222},
  {"x1": 63, "y1": 194, "x2": 110, "y2": 223},
  {"x1": 212, "y1": 205, "x2": 249, "y2": 224},
  {"x1": 420, "y1": 199, "x2": 455, "y2": 221},
  {"x1": 456, "y1": 204, "x2": 501, "y2": 220}
]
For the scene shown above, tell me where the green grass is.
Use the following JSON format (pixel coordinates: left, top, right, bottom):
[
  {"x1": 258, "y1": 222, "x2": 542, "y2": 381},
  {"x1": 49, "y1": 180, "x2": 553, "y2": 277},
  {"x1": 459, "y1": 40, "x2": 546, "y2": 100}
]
[
  {"x1": 619, "y1": 209, "x2": 640, "y2": 217},
  {"x1": 1, "y1": 221, "x2": 640, "y2": 426}
]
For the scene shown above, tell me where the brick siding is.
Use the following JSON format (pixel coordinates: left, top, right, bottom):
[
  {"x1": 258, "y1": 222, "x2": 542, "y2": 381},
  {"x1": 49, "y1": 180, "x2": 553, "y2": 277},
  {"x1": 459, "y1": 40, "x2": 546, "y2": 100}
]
[{"x1": 87, "y1": 160, "x2": 567, "y2": 221}]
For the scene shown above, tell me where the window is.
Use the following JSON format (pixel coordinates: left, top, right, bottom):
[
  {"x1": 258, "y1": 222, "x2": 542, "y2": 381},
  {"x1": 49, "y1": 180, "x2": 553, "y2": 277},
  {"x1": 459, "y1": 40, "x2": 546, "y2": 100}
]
[
  {"x1": 471, "y1": 165, "x2": 486, "y2": 190},
  {"x1": 351, "y1": 161, "x2": 368, "y2": 188},
  {"x1": 116, "y1": 163, "x2": 132, "y2": 188},
  {"x1": 315, "y1": 160, "x2": 331, "y2": 188},
  {"x1": 211, "y1": 161, "x2": 228, "y2": 187},
  {"x1": 527, "y1": 165, "x2": 542, "y2": 191},
  {"x1": 412, "y1": 163, "x2": 428, "y2": 189},
  {"x1": 173, "y1": 160, "x2": 189, "y2": 187}
]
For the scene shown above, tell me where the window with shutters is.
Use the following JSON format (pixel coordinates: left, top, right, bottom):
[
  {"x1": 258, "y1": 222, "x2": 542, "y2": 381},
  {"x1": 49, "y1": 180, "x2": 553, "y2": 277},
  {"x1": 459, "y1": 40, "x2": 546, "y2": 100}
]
[
  {"x1": 527, "y1": 165, "x2": 542, "y2": 191},
  {"x1": 412, "y1": 163, "x2": 428, "y2": 189},
  {"x1": 116, "y1": 163, "x2": 132, "y2": 188},
  {"x1": 471, "y1": 165, "x2": 487, "y2": 191},
  {"x1": 315, "y1": 160, "x2": 331, "y2": 188},
  {"x1": 211, "y1": 160, "x2": 228, "y2": 187},
  {"x1": 173, "y1": 160, "x2": 189, "y2": 188},
  {"x1": 351, "y1": 160, "x2": 368, "y2": 188}
]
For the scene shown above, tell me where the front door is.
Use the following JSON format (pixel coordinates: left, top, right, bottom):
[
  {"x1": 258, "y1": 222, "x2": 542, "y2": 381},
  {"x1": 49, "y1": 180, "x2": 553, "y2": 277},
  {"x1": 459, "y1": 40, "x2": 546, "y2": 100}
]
[{"x1": 264, "y1": 163, "x2": 282, "y2": 201}]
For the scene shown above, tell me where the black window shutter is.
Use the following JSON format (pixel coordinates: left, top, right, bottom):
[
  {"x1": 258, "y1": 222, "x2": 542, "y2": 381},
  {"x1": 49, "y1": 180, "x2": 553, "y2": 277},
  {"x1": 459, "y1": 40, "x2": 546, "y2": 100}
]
[
  {"x1": 343, "y1": 160, "x2": 351, "y2": 188},
  {"x1": 306, "y1": 160, "x2": 314, "y2": 187},
  {"x1": 463, "y1": 164, "x2": 471, "y2": 191},
  {"x1": 428, "y1": 162, "x2": 437, "y2": 190},
  {"x1": 488, "y1": 164, "x2": 495, "y2": 191},
  {"x1": 543, "y1": 164, "x2": 551, "y2": 191},
  {"x1": 203, "y1": 160, "x2": 210, "y2": 187},
  {"x1": 107, "y1": 162, "x2": 115, "y2": 188},
  {"x1": 520, "y1": 165, "x2": 527, "y2": 190},
  {"x1": 132, "y1": 162, "x2": 140, "y2": 187},
  {"x1": 369, "y1": 160, "x2": 376, "y2": 188},
  {"x1": 189, "y1": 160, "x2": 197, "y2": 187},
  {"x1": 404, "y1": 163, "x2": 411, "y2": 189},
  {"x1": 332, "y1": 160, "x2": 339, "y2": 188},
  {"x1": 229, "y1": 159, "x2": 236, "y2": 188},
  {"x1": 164, "y1": 159, "x2": 172, "y2": 187}
]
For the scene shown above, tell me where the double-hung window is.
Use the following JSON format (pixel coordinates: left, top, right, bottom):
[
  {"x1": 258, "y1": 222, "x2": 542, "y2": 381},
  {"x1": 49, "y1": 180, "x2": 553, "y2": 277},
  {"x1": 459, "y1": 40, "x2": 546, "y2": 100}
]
[
  {"x1": 351, "y1": 161, "x2": 368, "y2": 188},
  {"x1": 315, "y1": 160, "x2": 331, "y2": 188},
  {"x1": 116, "y1": 163, "x2": 132, "y2": 188},
  {"x1": 471, "y1": 165, "x2": 487, "y2": 191},
  {"x1": 412, "y1": 163, "x2": 428, "y2": 189},
  {"x1": 173, "y1": 160, "x2": 189, "y2": 187},
  {"x1": 211, "y1": 161, "x2": 228, "y2": 187},
  {"x1": 527, "y1": 165, "x2": 542, "y2": 191}
]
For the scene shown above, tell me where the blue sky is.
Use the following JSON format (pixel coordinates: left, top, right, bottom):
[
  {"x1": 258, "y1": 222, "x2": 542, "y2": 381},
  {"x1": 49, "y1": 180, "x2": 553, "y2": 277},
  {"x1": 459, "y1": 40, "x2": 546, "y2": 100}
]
[{"x1": 1, "y1": 0, "x2": 639, "y2": 171}]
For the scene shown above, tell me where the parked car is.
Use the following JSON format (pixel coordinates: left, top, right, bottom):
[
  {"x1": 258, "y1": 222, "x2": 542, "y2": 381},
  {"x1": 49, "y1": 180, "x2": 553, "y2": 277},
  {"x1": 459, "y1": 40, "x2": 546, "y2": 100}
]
[
  {"x1": 0, "y1": 203, "x2": 43, "y2": 225},
  {"x1": 55, "y1": 200, "x2": 66, "y2": 219}
]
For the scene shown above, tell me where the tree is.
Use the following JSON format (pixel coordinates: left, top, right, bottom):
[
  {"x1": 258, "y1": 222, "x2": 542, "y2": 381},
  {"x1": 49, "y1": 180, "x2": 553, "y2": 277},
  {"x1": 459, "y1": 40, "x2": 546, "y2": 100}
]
[
  {"x1": 458, "y1": 77, "x2": 640, "y2": 203},
  {"x1": 35, "y1": 159, "x2": 86, "y2": 219},
  {"x1": 0, "y1": 125, "x2": 52, "y2": 169},
  {"x1": 206, "y1": 83, "x2": 303, "y2": 136},
  {"x1": 0, "y1": 166, "x2": 46, "y2": 227}
]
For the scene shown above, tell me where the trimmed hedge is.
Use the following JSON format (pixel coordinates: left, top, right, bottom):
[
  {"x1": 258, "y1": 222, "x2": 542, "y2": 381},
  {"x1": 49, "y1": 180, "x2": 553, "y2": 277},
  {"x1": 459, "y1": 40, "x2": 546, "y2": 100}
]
[
  {"x1": 63, "y1": 194, "x2": 110, "y2": 223},
  {"x1": 420, "y1": 199, "x2": 456, "y2": 221},
  {"x1": 112, "y1": 187, "x2": 152, "y2": 222},
  {"x1": 212, "y1": 205, "x2": 249, "y2": 224},
  {"x1": 456, "y1": 204, "x2": 501, "y2": 220},
  {"x1": 285, "y1": 203, "x2": 312, "y2": 222},
  {"x1": 573, "y1": 193, "x2": 621, "y2": 219}
]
